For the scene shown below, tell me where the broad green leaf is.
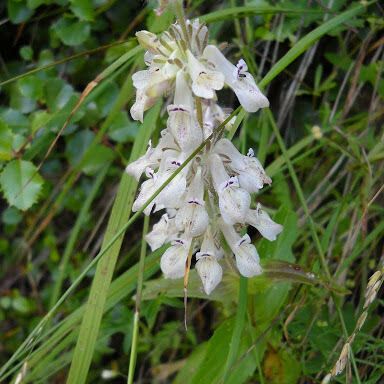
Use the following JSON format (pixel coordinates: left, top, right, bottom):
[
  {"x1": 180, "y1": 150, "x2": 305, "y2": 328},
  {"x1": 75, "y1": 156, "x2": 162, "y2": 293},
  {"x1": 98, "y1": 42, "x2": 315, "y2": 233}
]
[
  {"x1": 19, "y1": 46, "x2": 33, "y2": 61},
  {"x1": 0, "y1": 121, "x2": 14, "y2": 161},
  {"x1": 70, "y1": 0, "x2": 95, "y2": 21},
  {"x1": 7, "y1": 0, "x2": 33, "y2": 24},
  {"x1": 17, "y1": 76, "x2": 44, "y2": 101},
  {"x1": 0, "y1": 159, "x2": 43, "y2": 211},
  {"x1": 65, "y1": 130, "x2": 95, "y2": 166},
  {"x1": 108, "y1": 111, "x2": 140, "y2": 143},
  {"x1": 81, "y1": 144, "x2": 115, "y2": 175},
  {"x1": 189, "y1": 318, "x2": 260, "y2": 384},
  {"x1": 52, "y1": 17, "x2": 91, "y2": 46}
]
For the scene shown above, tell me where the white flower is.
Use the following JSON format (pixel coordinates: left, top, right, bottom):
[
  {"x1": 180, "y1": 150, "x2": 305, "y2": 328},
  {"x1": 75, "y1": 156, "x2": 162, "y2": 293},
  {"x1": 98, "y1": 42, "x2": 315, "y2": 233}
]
[
  {"x1": 246, "y1": 204, "x2": 283, "y2": 241},
  {"x1": 145, "y1": 213, "x2": 177, "y2": 251},
  {"x1": 220, "y1": 222, "x2": 262, "y2": 277},
  {"x1": 130, "y1": 88, "x2": 157, "y2": 123},
  {"x1": 175, "y1": 167, "x2": 209, "y2": 237},
  {"x1": 214, "y1": 138, "x2": 271, "y2": 192},
  {"x1": 209, "y1": 154, "x2": 251, "y2": 225},
  {"x1": 195, "y1": 228, "x2": 223, "y2": 294},
  {"x1": 187, "y1": 50, "x2": 224, "y2": 99},
  {"x1": 203, "y1": 45, "x2": 269, "y2": 112},
  {"x1": 125, "y1": 141, "x2": 158, "y2": 181},
  {"x1": 160, "y1": 238, "x2": 191, "y2": 279},
  {"x1": 132, "y1": 165, "x2": 186, "y2": 215}
]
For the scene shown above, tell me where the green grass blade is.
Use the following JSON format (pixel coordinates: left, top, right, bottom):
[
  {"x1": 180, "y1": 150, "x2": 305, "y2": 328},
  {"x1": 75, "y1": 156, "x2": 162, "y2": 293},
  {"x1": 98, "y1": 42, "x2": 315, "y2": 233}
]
[
  {"x1": 66, "y1": 102, "x2": 161, "y2": 384},
  {"x1": 259, "y1": 3, "x2": 368, "y2": 88},
  {"x1": 200, "y1": 5, "x2": 323, "y2": 23},
  {"x1": 49, "y1": 166, "x2": 109, "y2": 309}
]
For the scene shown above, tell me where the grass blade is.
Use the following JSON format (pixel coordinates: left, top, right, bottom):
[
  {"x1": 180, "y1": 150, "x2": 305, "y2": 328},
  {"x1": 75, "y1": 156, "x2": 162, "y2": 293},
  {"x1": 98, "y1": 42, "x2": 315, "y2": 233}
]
[
  {"x1": 66, "y1": 103, "x2": 161, "y2": 384},
  {"x1": 259, "y1": 3, "x2": 368, "y2": 88}
]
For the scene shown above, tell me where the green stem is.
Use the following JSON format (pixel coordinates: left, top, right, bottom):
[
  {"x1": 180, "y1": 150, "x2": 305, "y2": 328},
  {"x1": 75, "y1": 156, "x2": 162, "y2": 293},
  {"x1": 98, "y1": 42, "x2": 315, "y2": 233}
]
[
  {"x1": 267, "y1": 109, "x2": 361, "y2": 384},
  {"x1": 49, "y1": 166, "x2": 109, "y2": 309},
  {"x1": 127, "y1": 215, "x2": 149, "y2": 384},
  {"x1": 0, "y1": 105, "x2": 241, "y2": 381},
  {"x1": 222, "y1": 276, "x2": 248, "y2": 382}
]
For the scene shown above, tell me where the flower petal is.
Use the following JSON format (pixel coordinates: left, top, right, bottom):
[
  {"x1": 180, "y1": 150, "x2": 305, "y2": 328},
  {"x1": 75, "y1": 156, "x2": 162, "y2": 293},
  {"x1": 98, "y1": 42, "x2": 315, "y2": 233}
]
[
  {"x1": 195, "y1": 256, "x2": 222, "y2": 295},
  {"x1": 203, "y1": 45, "x2": 269, "y2": 112},
  {"x1": 187, "y1": 50, "x2": 224, "y2": 99},
  {"x1": 160, "y1": 239, "x2": 191, "y2": 279},
  {"x1": 246, "y1": 204, "x2": 283, "y2": 241}
]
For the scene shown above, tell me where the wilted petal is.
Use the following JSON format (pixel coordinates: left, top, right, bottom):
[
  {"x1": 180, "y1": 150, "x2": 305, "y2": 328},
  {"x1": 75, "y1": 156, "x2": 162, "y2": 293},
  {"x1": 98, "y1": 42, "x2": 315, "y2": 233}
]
[
  {"x1": 246, "y1": 204, "x2": 283, "y2": 241},
  {"x1": 187, "y1": 50, "x2": 224, "y2": 99},
  {"x1": 203, "y1": 45, "x2": 269, "y2": 112},
  {"x1": 160, "y1": 238, "x2": 191, "y2": 279},
  {"x1": 195, "y1": 255, "x2": 222, "y2": 295}
]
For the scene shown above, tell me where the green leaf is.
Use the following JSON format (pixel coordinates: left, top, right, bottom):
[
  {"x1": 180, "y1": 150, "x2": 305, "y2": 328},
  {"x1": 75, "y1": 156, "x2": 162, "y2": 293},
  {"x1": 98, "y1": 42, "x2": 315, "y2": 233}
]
[
  {"x1": 65, "y1": 130, "x2": 95, "y2": 166},
  {"x1": 259, "y1": 3, "x2": 367, "y2": 88},
  {"x1": 70, "y1": 0, "x2": 95, "y2": 21},
  {"x1": 19, "y1": 46, "x2": 33, "y2": 61},
  {"x1": 0, "y1": 159, "x2": 44, "y2": 211},
  {"x1": 52, "y1": 17, "x2": 91, "y2": 46},
  {"x1": 7, "y1": 0, "x2": 33, "y2": 24},
  {"x1": 0, "y1": 120, "x2": 14, "y2": 161},
  {"x1": 17, "y1": 75, "x2": 44, "y2": 101},
  {"x1": 108, "y1": 111, "x2": 139, "y2": 143},
  {"x1": 81, "y1": 144, "x2": 115, "y2": 175}
]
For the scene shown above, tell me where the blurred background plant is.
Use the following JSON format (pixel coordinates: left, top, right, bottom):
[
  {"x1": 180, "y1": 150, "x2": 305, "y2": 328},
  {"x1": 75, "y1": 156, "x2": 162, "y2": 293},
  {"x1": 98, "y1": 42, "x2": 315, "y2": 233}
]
[{"x1": 0, "y1": 0, "x2": 383, "y2": 383}]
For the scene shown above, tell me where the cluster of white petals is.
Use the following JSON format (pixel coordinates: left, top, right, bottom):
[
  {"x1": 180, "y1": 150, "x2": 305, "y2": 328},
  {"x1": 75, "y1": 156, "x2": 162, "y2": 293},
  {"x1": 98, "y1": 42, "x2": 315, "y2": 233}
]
[{"x1": 126, "y1": 18, "x2": 282, "y2": 295}]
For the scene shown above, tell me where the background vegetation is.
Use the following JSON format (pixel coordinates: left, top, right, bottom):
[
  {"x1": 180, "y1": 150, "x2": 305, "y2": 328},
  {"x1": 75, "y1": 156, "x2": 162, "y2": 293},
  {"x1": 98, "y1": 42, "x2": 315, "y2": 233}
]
[{"x1": 0, "y1": 0, "x2": 383, "y2": 383}]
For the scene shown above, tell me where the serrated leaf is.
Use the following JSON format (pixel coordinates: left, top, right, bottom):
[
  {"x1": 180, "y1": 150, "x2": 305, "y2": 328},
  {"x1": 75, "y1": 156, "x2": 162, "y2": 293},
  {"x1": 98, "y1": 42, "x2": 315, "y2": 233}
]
[{"x1": 0, "y1": 159, "x2": 44, "y2": 210}]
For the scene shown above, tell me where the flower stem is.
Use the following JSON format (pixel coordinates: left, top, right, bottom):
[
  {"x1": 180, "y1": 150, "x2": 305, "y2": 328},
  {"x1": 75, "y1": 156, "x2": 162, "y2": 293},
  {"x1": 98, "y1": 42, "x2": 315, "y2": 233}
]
[
  {"x1": 222, "y1": 276, "x2": 248, "y2": 382},
  {"x1": 127, "y1": 215, "x2": 150, "y2": 384}
]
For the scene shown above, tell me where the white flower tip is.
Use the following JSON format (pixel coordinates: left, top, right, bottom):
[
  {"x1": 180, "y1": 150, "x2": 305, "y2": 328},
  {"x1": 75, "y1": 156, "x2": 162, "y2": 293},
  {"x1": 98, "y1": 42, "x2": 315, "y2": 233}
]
[{"x1": 196, "y1": 256, "x2": 223, "y2": 295}]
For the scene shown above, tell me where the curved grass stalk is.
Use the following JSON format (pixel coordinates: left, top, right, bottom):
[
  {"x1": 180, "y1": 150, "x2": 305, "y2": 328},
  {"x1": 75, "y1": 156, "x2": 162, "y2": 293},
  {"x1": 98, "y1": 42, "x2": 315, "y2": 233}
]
[
  {"x1": 0, "y1": 40, "x2": 134, "y2": 87},
  {"x1": 267, "y1": 109, "x2": 361, "y2": 383},
  {"x1": 200, "y1": 5, "x2": 324, "y2": 24},
  {"x1": 49, "y1": 165, "x2": 109, "y2": 309},
  {"x1": 126, "y1": 215, "x2": 150, "y2": 384}
]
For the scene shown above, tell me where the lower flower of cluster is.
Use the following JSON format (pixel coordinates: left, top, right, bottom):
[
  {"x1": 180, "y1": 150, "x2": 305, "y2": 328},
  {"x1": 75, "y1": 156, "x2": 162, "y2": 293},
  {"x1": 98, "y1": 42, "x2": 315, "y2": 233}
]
[{"x1": 126, "y1": 73, "x2": 282, "y2": 295}]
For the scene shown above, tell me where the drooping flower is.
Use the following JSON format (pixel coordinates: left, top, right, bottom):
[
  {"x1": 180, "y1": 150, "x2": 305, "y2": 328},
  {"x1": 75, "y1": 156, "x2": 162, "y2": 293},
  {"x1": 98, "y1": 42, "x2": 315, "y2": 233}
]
[
  {"x1": 130, "y1": 19, "x2": 268, "y2": 122},
  {"x1": 126, "y1": 16, "x2": 282, "y2": 295}
]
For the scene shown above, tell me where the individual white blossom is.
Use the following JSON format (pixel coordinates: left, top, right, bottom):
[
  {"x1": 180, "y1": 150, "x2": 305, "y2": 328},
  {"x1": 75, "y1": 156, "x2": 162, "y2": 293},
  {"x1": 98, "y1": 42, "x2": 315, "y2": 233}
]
[{"x1": 126, "y1": 16, "x2": 282, "y2": 294}]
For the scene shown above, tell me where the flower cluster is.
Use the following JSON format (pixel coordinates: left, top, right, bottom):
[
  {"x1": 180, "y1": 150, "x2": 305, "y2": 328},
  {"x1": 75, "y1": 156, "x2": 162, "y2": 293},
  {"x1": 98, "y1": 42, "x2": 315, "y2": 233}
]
[{"x1": 126, "y1": 18, "x2": 282, "y2": 295}]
